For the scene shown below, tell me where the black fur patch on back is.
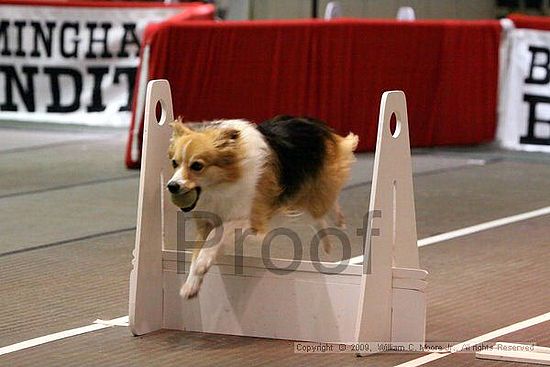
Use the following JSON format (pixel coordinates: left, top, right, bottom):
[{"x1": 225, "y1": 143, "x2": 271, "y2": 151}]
[{"x1": 257, "y1": 115, "x2": 334, "y2": 202}]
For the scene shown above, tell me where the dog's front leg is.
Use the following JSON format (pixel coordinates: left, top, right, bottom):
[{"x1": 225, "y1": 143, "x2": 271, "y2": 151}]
[
  {"x1": 180, "y1": 222, "x2": 216, "y2": 299},
  {"x1": 181, "y1": 220, "x2": 247, "y2": 299}
]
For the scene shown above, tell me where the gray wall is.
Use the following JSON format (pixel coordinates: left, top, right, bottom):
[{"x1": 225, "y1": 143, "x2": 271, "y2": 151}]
[{"x1": 223, "y1": 0, "x2": 497, "y2": 20}]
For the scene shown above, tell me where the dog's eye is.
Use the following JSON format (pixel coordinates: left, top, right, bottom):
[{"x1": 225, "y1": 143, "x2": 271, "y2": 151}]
[
  {"x1": 171, "y1": 159, "x2": 178, "y2": 168},
  {"x1": 190, "y1": 161, "x2": 204, "y2": 172}
]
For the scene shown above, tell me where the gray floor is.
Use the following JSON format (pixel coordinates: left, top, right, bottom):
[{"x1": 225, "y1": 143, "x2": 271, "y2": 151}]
[{"x1": 1, "y1": 123, "x2": 549, "y2": 366}]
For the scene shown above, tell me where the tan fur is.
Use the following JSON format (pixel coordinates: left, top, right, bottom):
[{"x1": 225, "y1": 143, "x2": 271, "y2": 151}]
[
  {"x1": 170, "y1": 118, "x2": 358, "y2": 298},
  {"x1": 249, "y1": 154, "x2": 282, "y2": 234},
  {"x1": 168, "y1": 119, "x2": 245, "y2": 190},
  {"x1": 250, "y1": 132, "x2": 358, "y2": 233},
  {"x1": 169, "y1": 118, "x2": 358, "y2": 244}
]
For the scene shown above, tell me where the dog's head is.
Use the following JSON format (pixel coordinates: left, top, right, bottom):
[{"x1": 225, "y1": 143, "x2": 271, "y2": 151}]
[{"x1": 166, "y1": 118, "x2": 243, "y2": 211}]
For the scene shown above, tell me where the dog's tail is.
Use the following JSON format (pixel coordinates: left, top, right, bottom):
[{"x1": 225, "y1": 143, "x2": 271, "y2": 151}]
[
  {"x1": 331, "y1": 132, "x2": 358, "y2": 176},
  {"x1": 341, "y1": 132, "x2": 359, "y2": 154}
]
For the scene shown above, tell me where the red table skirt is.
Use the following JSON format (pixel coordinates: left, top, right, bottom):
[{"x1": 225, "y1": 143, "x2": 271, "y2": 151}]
[
  {"x1": 126, "y1": 18, "x2": 501, "y2": 169},
  {"x1": 509, "y1": 13, "x2": 550, "y2": 31}
]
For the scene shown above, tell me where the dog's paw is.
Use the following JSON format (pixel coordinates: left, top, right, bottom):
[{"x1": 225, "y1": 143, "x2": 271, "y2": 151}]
[
  {"x1": 334, "y1": 207, "x2": 346, "y2": 229},
  {"x1": 180, "y1": 274, "x2": 202, "y2": 299},
  {"x1": 334, "y1": 215, "x2": 346, "y2": 229}
]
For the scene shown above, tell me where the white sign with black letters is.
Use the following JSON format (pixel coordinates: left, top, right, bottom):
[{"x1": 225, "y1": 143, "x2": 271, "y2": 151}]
[
  {"x1": 499, "y1": 28, "x2": 550, "y2": 152},
  {"x1": 0, "y1": 4, "x2": 182, "y2": 127}
]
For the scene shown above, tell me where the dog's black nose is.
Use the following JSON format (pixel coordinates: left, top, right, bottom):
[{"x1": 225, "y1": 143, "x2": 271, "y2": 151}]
[{"x1": 167, "y1": 181, "x2": 180, "y2": 194}]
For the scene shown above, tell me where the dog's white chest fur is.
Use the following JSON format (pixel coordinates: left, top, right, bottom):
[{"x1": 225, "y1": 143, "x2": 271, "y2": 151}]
[{"x1": 195, "y1": 119, "x2": 268, "y2": 222}]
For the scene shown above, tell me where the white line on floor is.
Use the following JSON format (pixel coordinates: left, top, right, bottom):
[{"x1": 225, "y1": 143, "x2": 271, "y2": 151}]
[
  {"x1": 350, "y1": 205, "x2": 550, "y2": 264},
  {"x1": 94, "y1": 316, "x2": 129, "y2": 327},
  {"x1": 0, "y1": 316, "x2": 128, "y2": 356},
  {"x1": 393, "y1": 312, "x2": 550, "y2": 367}
]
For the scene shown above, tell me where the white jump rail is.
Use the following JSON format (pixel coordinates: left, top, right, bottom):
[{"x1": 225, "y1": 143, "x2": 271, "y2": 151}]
[{"x1": 129, "y1": 79, "x2": 428, "y2": 345}]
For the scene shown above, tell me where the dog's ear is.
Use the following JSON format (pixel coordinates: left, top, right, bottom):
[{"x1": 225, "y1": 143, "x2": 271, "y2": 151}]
[
  {"x1": 170, "y1": 117, "x2": 192, "y2": 137},
  {"x1": 216, "y1": 128, "x2": 240, "y2": 147}
]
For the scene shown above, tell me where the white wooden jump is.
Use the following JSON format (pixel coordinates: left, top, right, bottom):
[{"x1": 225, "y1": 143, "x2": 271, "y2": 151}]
[{"x1": 129, "y1": 79, "x2": 428, "y2": 346}]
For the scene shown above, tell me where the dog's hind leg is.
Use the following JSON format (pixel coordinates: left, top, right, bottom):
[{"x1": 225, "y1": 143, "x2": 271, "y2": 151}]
[
  {"x1": 313, "y1": 217, "x2": 334, "y2": 254},
  {"x1": 332, "y1": 201, "x2": 346, "y2": 229}
]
